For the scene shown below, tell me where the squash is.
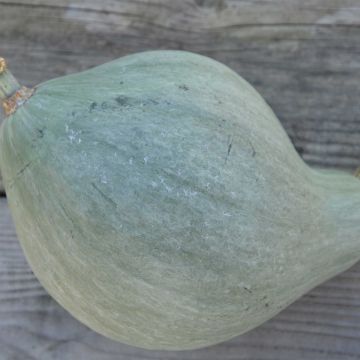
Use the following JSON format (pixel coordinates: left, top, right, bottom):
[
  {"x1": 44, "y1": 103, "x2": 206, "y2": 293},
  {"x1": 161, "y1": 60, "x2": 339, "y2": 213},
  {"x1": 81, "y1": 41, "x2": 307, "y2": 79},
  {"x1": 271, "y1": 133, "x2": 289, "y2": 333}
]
[
  {"x1": 0, "y1": 51, "x2": 359, "y2": 351},
  {"x1": 0, "y1": 174, "x2": 4, "y2": 195}
]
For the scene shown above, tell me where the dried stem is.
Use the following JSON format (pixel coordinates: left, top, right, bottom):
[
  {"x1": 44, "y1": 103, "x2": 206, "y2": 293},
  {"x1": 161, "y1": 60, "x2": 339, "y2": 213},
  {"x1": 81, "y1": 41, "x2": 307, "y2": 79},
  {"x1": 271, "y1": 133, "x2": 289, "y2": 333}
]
[{"x1": 0, "y1": 57, "x2": 34, "y2": 119}]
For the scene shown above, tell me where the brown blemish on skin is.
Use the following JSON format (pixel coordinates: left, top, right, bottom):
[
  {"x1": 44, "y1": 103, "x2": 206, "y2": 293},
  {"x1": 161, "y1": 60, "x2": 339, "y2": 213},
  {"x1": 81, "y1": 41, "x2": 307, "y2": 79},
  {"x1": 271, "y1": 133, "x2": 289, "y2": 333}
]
[
  {"x1": 91, "y1": 182, "x2": 117, "y2": 208},
  {"x1": 178, "y1": 84, "x2": 189, "y2": 91},
  {"x1": 227, "y1": 142, "x2": 232, "y2": 156},
  {"x1": 249, "y1": 141, "x2": 256, "y2": 157},
  {"x1": 224, "y1": 135, "x2": 233, "y2": 164},
  {"x1": 16, "y1": 161, "x2": 32, "y2": 177},
  {"x1": 115, "y1": 95, "x2": 129, "y2": 106},
  {"x1": 36, "y1": 127, "x2": 46, "y2": 139},
  {"x1": 89, "y1": 102, "x2": 98, "y2": 112}
]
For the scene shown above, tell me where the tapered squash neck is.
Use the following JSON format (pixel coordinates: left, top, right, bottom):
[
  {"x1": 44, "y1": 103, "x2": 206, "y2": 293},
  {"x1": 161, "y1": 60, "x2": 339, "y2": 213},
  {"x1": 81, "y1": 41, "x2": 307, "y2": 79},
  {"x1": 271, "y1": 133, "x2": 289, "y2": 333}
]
[
  {"x1": 313, "y1": 167, "x2": 360, "y2": 255},
  {"x1": 355, "y1": 167, "x2": 360, "y2": 180},
  {"x1": 0, "y1": 58, "x2": 34, "y2": 122}
]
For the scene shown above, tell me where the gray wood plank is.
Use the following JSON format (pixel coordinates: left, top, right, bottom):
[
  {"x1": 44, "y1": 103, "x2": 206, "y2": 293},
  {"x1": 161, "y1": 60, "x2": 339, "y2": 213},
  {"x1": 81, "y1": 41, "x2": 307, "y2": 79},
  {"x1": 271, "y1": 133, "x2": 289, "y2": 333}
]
[
  {"x1": 0, "y1": 0, "x2": 360, "y2": 359},
  {"x1": 0, "y1": 0, "x2": 360, "y2": 170}
]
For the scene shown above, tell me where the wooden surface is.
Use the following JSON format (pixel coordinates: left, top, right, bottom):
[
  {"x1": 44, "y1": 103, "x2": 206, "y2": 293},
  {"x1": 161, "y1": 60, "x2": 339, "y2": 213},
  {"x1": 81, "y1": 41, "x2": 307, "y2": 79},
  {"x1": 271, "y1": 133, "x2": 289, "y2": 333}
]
[{"x1": 0, "y1": 0, "x2": 360, "y2": 359}]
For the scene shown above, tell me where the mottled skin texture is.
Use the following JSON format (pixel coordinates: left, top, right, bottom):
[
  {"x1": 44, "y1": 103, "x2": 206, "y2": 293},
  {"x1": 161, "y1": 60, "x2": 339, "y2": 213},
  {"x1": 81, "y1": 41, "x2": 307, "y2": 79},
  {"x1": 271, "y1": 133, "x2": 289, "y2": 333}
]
[{"x1": 0, "y1": 51, "x2": 360, "y2": 350}]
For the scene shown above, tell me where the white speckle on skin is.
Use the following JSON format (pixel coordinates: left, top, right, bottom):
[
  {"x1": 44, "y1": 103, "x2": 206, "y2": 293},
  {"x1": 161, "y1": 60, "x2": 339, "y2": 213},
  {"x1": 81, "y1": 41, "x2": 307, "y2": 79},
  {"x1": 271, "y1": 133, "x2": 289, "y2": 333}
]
[
  {"x1": 223, "y1": 212, "x2": 232, "y2": 217},
  {"x1": 164, "y1": 184, "x2": 173, "y2": 193},
  {"x1": 159, "y1": 176, "x2": 173, "y2": 192},
  {"x1": 144, "y1": 156, "x2": 149, "y2": 164},
  {"x1": 100, "y1": 174, "x2": 108, "y2": 184},
  {"x1": 151, "y1": 181, "x2": 158, "y2": 188},
  {"x1": 65, "y1": 124, "x2": 82, "y2": 144},
  {"x1": 129, "y1": 158, "x2": 133, "y2": 165},
  {"x1": 36, "y1": 102, "x2": 44, "y2": 109},
  {"x1": 183, "y1": 189, "x2": 198, "y2": 197}
]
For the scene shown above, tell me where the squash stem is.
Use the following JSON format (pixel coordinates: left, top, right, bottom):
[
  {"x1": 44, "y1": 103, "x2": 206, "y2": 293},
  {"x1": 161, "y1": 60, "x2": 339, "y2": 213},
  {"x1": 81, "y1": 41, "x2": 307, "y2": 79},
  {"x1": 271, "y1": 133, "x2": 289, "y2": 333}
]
[
  {"x1": 0, "y1": 58, "x2": 22, "y2": 100},
  {"x1": 0, "y1": 58, "x2": 34, "y2": 118}
]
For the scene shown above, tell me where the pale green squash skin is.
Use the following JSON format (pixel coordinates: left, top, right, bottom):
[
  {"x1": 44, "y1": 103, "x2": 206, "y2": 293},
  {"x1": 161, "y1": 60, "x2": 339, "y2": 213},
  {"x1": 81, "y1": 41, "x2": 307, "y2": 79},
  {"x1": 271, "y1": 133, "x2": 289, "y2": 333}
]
[{"x1": 0, "y1": 51, "x2": 360, "y2": 350}]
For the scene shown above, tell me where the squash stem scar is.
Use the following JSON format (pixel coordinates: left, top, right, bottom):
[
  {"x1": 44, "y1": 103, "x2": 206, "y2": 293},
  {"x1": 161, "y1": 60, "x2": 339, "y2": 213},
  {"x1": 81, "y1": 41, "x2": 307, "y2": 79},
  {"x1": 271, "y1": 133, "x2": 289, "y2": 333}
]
[{"x1": 0, "y1": 57, "x2": 35, "y2": 117}]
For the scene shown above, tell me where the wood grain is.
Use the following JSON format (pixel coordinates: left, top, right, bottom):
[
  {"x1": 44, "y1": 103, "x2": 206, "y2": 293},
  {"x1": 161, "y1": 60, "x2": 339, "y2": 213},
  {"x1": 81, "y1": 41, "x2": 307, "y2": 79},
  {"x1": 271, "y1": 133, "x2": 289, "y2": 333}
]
[
  {"x1": 0, "y1": 0, "x2": 360, "y2": 170},
  {"x1": 0, "y1": 0, "x2": 359, "y2": 358}
]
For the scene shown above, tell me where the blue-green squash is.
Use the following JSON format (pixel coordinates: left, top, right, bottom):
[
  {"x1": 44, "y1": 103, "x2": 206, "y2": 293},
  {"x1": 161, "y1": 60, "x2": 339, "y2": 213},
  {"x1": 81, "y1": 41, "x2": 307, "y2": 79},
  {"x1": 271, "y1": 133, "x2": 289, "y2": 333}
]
[{"x1": 0, "y1": 51, "x2": 359, "y2": 350}]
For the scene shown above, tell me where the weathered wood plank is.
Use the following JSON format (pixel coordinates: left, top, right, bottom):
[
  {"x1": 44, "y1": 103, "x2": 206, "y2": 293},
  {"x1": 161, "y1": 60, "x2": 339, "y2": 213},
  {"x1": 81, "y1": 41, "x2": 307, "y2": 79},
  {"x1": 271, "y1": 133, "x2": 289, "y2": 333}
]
[
  {"x1": 0, "y1": 0, "x2": 360, "y2": 169},
  {"x1": 0, "y1": 1, "x2": 359, "y2": 170},
  {"x1": 0, "y1": 0, "x2": 360, "y2": 358}
]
